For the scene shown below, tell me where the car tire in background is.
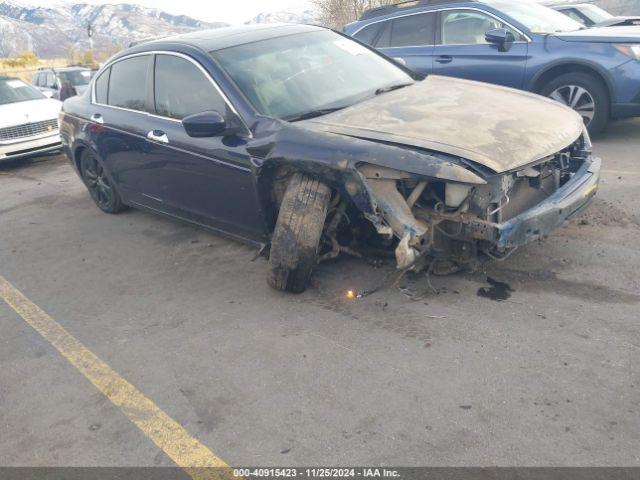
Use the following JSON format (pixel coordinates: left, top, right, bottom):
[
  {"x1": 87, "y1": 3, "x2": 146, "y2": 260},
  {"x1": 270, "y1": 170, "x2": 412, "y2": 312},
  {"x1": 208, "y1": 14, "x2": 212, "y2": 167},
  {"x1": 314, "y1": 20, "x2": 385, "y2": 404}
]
[
  {"x1": 268, "y1": 173, "x2": 332, "y2": 294},
  {"x1": 541, "y1": 72, "x2": 610, "y2": 136},
  {"x1": 79, "y1": 150, "x2": 127, "y2": 214}
]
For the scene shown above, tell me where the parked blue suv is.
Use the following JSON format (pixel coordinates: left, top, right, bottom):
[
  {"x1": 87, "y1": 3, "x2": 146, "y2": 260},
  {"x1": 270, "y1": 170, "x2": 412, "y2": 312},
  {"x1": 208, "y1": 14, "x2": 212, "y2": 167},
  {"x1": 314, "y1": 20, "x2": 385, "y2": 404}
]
[{"x1": 344, "y1": 0, "x2": 640, "y2": 134}]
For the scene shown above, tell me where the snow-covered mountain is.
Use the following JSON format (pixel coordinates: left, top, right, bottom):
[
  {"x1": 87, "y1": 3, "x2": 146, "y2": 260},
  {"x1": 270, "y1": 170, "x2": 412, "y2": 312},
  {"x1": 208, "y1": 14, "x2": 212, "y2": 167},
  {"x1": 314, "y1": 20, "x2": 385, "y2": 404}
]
[
  {"x1": 246, "y1": 9, "x2": 319, "y2": 25},
  {"x1": 0, "y1": 1, "x2": 228, "y2": 58}
]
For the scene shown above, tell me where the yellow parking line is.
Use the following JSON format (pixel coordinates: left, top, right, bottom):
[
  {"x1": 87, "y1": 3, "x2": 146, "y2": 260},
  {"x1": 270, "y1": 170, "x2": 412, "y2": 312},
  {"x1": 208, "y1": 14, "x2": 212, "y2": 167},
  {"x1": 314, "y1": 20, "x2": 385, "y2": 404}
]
[{"x1": 0, "y1": 274, "x2": 232, "y2": 480}]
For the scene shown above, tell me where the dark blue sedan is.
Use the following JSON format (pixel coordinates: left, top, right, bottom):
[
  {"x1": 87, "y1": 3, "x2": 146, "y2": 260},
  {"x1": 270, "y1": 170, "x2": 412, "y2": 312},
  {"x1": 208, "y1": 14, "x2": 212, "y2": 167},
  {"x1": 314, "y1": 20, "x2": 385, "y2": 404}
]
[
  {"x1": 344, "y1": 0, "x2": 640, "y2": 134},
  {"x1": 60, "y1": 24, "x2": 599, "y2": 293}
]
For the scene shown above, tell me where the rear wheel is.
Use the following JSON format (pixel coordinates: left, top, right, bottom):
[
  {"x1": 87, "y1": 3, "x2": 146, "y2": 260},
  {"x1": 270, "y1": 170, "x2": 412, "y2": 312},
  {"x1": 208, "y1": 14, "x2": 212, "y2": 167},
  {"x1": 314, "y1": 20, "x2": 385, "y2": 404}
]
[
  {"x1": 79, "y1": 150, "x2": 126, "y2": 214},
  {"x1": 541, "y1": 72, "x2": 609, "y2": 135},
  {"x1": 267, "y1": 173, "x2": 331, "y2": 294}
]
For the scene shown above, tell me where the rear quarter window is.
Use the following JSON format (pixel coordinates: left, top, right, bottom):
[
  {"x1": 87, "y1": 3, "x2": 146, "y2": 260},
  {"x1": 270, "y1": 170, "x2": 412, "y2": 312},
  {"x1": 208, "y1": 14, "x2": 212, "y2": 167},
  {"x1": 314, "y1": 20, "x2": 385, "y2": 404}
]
[
  {"x1": 94, "y1": 67, "x2": 110, "y2": 104},
  {"x1": 375, "y1": 21, "x2": 392, "y2": 48},
  {"x1": 353, "y1": 23, "x2": 382, "y2": 46}
]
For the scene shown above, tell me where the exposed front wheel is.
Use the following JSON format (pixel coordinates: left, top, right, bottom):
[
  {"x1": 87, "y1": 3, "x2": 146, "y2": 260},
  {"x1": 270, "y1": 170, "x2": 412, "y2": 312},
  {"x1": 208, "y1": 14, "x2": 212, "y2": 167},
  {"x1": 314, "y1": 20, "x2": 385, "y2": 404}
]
[
  {"x1": 541, "y1": 73, "x2": 609, "y2": 136},
  {"x1": 79, "y1": 150, "x2": 127, "y2": 214},
  {"x1": 267, "y1": 173, "x2": 331, "y2": 294}
]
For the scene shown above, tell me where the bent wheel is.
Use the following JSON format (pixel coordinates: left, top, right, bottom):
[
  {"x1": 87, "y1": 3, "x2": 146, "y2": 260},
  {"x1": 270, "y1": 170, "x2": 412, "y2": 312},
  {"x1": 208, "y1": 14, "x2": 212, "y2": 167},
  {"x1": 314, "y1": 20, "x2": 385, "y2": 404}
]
[
  {"x1": 268, "y1": 173, "x2": 331, "y2": 294},
  {"x1": 79, "y1": 150, "x2": 126, "y2": 214}
]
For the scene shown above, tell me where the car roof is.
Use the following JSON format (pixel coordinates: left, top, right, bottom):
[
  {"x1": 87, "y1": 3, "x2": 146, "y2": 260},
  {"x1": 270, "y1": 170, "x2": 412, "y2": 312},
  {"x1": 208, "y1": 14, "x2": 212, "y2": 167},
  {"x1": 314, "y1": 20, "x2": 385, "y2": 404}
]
[
  {"x1": 539, "y1": 0, "x2": 591, "y2": 5},
  {"x1": 144, "y1": 24, "x2": 325, "y2": 52},
  {"x1": 359, "y1": 0, "x2": 478, "y2": 21},
  {"x1": 352, "y1": 0, "x2": 523, "y2": 25},
  {"x1": 37, "y1": 66, "x2": 90, "y2": 73},
  {"x1": 55, "y1": 67, "x2": 91, "y2": 72}
]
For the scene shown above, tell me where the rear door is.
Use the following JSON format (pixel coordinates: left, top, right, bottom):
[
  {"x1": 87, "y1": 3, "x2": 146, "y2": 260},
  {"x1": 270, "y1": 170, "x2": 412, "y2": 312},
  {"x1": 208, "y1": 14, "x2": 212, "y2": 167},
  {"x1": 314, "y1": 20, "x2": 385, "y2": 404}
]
[
  {"x1": 90, "y1": 54, "x2": 164, "y2": 208},
  {"x1": 432, "y1": 8, "x2": 529, "y2": 89},
  {"x1": 375, "y1": 12, "x2": 437, "y2": 75}
]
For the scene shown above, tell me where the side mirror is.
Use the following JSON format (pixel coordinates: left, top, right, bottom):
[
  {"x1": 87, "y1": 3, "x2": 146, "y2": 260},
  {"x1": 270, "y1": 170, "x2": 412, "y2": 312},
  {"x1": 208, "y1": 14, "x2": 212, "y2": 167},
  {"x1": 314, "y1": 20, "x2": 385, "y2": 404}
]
[
  {"x1": 485, "y1": 28, "x2": 515, "y2": 52},
  {"x1": 182, "y1": 111, "x2": 227, "y2": 138},
  {"x1": 393, "y1": 57, "x2": 407, "y2": 67}
]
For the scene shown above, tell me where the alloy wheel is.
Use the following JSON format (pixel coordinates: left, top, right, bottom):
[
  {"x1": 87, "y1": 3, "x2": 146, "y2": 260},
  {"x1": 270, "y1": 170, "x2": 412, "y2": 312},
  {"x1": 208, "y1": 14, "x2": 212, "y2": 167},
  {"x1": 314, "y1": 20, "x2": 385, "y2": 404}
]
[
  {"x1": 549, "y1": 85, "x2": 596, "y2": 126},
  {"x1": 81, "y1": 154, "x2": 115, "y2": 210}
]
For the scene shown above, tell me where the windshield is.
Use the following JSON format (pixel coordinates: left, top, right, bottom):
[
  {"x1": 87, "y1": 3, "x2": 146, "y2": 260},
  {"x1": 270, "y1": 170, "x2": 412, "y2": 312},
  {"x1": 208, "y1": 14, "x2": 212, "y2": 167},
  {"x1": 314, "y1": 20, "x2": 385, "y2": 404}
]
[
  {"x1": 578, "y1": 4, "x2": 613, "y2": 23},
  {"x1": 0, "y1": 78, "x2": 44, "y2": 105},
  {"x1": 210, "y1": 30, "x2": 413, "y2": 121},
  {"x1": 485, "y1": 0, "x2": 583, "y2": 33},
  {"x1": 59, "y1": 70, "x2": 92, "y2": 86}
]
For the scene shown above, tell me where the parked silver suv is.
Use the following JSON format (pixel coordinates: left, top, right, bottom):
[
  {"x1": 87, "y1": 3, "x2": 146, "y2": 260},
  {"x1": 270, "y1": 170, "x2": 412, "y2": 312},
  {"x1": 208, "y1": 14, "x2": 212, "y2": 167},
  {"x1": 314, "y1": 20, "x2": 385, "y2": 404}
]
[{"x1": 32, "y1": 67, "x2": 92, "y2": 101}]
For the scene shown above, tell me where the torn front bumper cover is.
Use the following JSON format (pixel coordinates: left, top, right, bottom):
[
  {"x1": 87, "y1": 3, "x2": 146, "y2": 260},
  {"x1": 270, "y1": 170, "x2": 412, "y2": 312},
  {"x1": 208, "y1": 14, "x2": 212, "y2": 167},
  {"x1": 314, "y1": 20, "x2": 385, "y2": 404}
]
[{"x1": 496, "y1": 156, "x2": 601, "y2": 249}]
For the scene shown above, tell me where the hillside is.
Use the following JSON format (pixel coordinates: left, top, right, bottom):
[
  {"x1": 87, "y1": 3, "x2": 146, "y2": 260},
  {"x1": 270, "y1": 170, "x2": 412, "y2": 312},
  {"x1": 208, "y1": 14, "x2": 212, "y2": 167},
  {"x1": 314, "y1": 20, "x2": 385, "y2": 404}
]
[{"x1": 0, "y1": 1, "x2": 228, "y2": 58}]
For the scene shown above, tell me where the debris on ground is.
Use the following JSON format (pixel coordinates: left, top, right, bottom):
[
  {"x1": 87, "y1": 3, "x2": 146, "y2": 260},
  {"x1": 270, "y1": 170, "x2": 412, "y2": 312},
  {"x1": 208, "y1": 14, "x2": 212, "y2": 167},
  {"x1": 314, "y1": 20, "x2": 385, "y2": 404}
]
[{"x1": 477, "y1": 277, "x2": 514, "y2": 301}]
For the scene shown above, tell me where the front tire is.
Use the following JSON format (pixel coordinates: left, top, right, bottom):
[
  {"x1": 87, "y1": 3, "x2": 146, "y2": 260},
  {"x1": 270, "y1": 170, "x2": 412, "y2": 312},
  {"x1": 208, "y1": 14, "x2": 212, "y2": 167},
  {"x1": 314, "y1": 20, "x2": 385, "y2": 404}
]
[
  {"x1": 79, "y1": 150, "x2": 127, "y2": 214},
  {"x1": 267, "y1": 173, "x2": 331, "y2": 294},
  {"x1": 541, "y1": 72, "x2": 609, "y2": 136}
]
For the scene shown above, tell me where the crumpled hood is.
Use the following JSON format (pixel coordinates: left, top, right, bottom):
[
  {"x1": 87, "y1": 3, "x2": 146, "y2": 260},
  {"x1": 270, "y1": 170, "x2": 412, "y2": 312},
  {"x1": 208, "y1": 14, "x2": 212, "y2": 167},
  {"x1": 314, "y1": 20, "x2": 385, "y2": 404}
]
[
  {"x1": 303, "y1": 75, "x2": 583, "y2": 174},
  {"x1": 0, "y1": 98, "x2": 61, "y2": 130},
  {"x1": 554, "y1": 25, "x2": 640, "y2": 42}
]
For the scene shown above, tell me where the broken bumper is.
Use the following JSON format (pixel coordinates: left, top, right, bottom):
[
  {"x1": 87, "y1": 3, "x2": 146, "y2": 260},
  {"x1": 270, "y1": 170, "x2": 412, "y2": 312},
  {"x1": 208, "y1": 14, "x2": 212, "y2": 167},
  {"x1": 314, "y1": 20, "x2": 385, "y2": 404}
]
[{"x1": 496, "y1": 156, "x2": 601, "y2": 249}]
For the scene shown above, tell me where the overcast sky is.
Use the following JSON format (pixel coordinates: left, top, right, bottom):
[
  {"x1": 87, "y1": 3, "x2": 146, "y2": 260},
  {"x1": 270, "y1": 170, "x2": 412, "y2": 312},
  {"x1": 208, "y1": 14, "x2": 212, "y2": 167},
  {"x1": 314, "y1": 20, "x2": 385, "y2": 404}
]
[{"x1": 28, "y1": 0, "x2": 315, "y2": 24}]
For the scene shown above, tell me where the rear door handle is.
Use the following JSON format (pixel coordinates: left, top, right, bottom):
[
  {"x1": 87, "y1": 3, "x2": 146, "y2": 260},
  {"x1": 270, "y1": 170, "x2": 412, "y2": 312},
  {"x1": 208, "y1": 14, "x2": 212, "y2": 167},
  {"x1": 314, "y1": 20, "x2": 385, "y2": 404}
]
[
  {"x1": 90, "y1": 113, "x2": 104, "y2": 124},
  {"x1": 147, "y1": 130, "x2": 169, "y2": 144},
  {"x1": 436, "y1": 55, "x2": 453, "y2": 64}
]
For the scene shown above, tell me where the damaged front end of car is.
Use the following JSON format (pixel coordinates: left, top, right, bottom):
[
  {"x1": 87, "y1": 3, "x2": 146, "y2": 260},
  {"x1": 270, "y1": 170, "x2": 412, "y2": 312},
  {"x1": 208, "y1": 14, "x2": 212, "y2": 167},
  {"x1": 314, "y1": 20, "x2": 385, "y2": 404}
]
[{"x1": 345, "y1": 129, "x2": 600, "y2": 273}]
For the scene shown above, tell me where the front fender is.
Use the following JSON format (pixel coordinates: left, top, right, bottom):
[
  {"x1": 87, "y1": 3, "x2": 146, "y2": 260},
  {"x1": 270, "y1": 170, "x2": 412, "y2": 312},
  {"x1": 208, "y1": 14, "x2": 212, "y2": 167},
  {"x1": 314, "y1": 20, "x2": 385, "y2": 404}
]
[{"x1": 251, "y1": 120, "x2": 485, "y2": 224}]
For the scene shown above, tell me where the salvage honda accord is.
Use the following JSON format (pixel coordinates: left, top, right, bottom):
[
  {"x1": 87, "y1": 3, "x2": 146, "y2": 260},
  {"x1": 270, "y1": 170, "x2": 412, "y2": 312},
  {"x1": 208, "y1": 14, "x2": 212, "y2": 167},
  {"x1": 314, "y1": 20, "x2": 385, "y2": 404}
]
[{"x1": 59, "y1": 24, "x2": 600, "y2": 293}]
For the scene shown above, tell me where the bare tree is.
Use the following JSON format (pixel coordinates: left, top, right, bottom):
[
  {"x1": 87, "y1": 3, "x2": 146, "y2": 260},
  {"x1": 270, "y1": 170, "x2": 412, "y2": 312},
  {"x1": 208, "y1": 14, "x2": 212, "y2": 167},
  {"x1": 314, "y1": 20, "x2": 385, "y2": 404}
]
[{"x1": 312, "y1": 0, "x2": 396, "y2": 30}]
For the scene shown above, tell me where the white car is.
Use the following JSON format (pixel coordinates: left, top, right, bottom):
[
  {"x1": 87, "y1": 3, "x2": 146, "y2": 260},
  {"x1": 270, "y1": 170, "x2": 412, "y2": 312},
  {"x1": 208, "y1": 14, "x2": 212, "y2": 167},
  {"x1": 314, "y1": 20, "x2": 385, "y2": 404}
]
[{"x1": 0, "y1": 76, "x2": 62, "y2": 162}]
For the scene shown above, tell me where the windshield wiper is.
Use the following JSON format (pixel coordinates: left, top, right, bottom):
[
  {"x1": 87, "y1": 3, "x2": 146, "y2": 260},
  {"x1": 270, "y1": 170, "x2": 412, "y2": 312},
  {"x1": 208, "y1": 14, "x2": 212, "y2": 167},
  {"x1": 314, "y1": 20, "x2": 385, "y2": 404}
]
[
  {"x1": 286, "y1": 106, "x2": 348, "y2": 122},
  {"x1": 375, "y1": 82, "x2": 413, "y2": 96}
]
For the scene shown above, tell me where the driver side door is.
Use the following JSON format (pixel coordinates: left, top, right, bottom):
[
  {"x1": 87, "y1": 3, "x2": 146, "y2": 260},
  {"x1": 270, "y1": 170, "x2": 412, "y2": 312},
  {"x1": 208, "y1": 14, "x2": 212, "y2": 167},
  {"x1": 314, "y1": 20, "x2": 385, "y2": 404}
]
[{"x1": 432, "y1": 8, "x2": 529, "y2": 89}]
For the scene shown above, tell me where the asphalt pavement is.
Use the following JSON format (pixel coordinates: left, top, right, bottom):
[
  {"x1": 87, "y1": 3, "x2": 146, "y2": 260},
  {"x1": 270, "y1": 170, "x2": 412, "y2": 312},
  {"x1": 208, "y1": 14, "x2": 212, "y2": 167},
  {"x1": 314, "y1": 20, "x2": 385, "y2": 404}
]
[{"x1": 1, "y1": 119, "x2": 639, "y2": 467}]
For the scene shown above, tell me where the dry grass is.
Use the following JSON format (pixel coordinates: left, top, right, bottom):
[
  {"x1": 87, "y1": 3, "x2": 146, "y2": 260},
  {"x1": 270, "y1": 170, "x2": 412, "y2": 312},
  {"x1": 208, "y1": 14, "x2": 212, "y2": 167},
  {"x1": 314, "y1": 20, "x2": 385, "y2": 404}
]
[{"x1": 0, "y1": 58, "x2": 68, "y2": 82}]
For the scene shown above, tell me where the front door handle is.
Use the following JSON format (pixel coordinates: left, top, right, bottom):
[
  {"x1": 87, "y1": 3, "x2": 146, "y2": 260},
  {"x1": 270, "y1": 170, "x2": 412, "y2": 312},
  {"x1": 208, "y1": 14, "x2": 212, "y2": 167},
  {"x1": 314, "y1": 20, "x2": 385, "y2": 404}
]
[
  {"x1": 436, "y1": 55, "x2": 453, "y2": 64},
  {"x1": 90, "y1": 113, "x2": 104, "y2": 124},
  {"x1": 147, "y1": 130, "x2": 169, "y2": 144}
]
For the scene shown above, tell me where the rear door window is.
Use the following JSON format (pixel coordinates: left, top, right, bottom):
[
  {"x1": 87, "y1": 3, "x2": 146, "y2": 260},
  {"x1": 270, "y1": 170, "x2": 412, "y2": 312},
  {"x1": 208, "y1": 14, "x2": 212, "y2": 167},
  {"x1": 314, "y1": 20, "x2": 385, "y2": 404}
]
[
  {"x1": 108, "y1": 55, "x2": 151, "y2": 112},
  {"x1": 153, "y1": 54, "x2": 226, "y2": 120},
  {"x1": 390, "y1": 13, "x2": 436, "y2": 47}
]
